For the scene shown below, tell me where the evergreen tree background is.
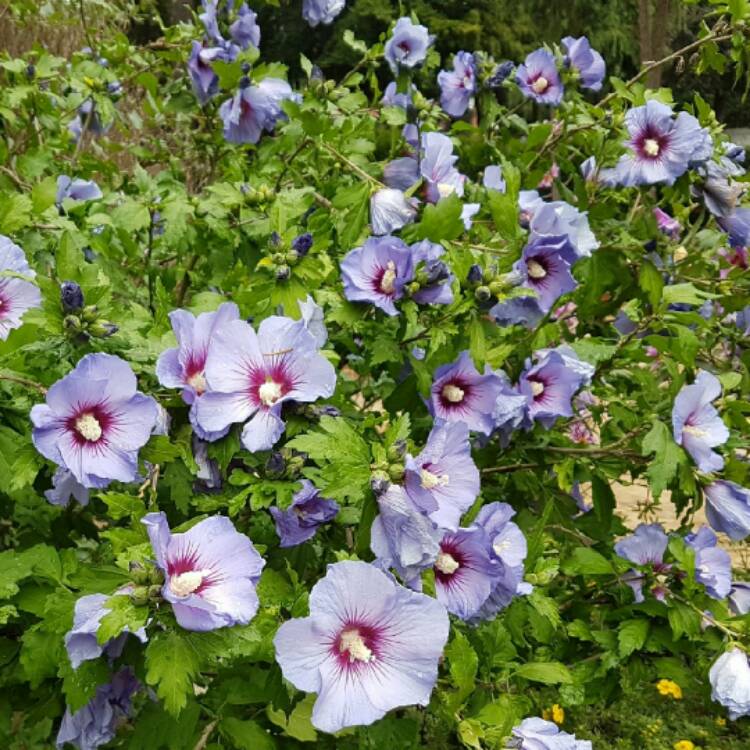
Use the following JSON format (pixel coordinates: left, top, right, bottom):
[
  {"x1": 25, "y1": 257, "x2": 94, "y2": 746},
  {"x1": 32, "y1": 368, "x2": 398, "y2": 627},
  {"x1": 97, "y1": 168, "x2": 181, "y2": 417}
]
[{"x1": 252, "y1": 0, "x2": 748, "y2": 125}]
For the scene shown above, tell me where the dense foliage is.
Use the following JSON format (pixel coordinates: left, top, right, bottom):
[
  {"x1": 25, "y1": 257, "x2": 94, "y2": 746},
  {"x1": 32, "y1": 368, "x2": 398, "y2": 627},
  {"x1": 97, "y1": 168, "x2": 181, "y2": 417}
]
[{"x1": 1, "y1": 0, "x2": 750, "y2": 748}]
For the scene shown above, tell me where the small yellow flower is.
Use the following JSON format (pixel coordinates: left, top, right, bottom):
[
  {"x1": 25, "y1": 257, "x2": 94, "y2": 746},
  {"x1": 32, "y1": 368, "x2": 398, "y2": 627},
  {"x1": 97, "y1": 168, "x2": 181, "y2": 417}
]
[
  {"x1": 656, "y1": 679, "x2": 683, "y2": 699},
  {"x1": 542, "y1": 704, "x2": 565, "y2": 724},
  {"x1": 715, "y1": 717, "x2": 726, "y2": 727},
  {"x1": 673, "y1": 741, "x2": 695, "y2": 750}
]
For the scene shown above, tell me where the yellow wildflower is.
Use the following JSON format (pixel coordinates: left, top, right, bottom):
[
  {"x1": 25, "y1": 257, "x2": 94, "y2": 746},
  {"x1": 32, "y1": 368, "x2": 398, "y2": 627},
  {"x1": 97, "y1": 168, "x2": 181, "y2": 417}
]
[
  {"x1": 542, "y1": 704, "x2": 565, "y2": 724},
  {"x1": 656, "y1": 679, "x2": 683, "y2": 699},
  {"x1": 715, "y1": 717, "x2": 726, "y2": 727},
  {"x1": 673, "y1": 741, "x2": 695, "y2": 750}
]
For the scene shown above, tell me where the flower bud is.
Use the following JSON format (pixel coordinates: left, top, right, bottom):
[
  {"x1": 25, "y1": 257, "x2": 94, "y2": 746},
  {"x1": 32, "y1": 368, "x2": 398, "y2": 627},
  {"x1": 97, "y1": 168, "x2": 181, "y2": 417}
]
[
  {"x1": 370, "y1": 475, "x2": 390, "y2": 496},
  {"x1": 388, "y1": 463, "x2": 405, "y2": 482},
  {"x1": 241, "y1": 62, "x2": 251, "y2": 74},
  {"x1": 275, "y1": 264, "x2": 291, "y2": 281},
  {"x1": 239, "y1": 75, "x2": 251, "y2": 89},
  {"x1": 129, "y1": 561, "x2": 150, "y2": 585},
  {"x1": 423, "y1": 259, "x2": 450, "y2": 286},
  {"x1": 475, "y1": 285, "x2": 492, "y2": 302},
  {"x1": 129, "y1": 585, "x2": 150, "y2": 606},
  {"x1": 60, "y1": 281, "x2": 84, "y2": 313},
  {"x1": 81, "y1": 305, "x2": 98, "y2": 323},
  {"x1": 63, "y1": 315, "x2": 83, "y2": 332},
  {"x1": 292, "y1": 232, "x2": 313, "y2": 256},
  {"x1": 25, "y1": 64, "x2": 35, "y2": 79},
  {"x1": 265, "y1": 451, "x2": 286, "y2": 477},
  {"x1": 466, "y1": 264, "x2": 483, "y2": 285},
  {"x1": 387, "y1": 439, "x2": 406, "y2": 461},
  {"x1": 89, "y1": 321, "x2": 118, "y2": 338},
  {"x1": 147, "y1": 584, "x2": 163, "y2": 600},
  {"x1": 486, "y1": 60, "x2": 514, "y2": 88}
]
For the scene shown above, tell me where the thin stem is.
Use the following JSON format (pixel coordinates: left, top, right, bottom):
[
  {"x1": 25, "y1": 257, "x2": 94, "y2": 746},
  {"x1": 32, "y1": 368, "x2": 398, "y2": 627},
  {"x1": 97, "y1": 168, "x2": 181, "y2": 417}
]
[
  {"x1": 175, "y1": 254, "x2": 199, "y2": 306},
  {"x1": 193, "y1": 719, "x2": 218, "y2": 750},
  {"x1": 319, "y1": 142, "x2": 384, "y2": 187},
  {"x1": 78, "y1": 0, "x2": 96, "y2": 57},
  {"x1": 481, "y1": 462, "x2": 541, "y2": 475},
  {"x1": 0, "y1": 374, "x2": 47, "y2": 395},
  {"x1": 275, "y1": 137, "x2": 311, "y2": 191}
]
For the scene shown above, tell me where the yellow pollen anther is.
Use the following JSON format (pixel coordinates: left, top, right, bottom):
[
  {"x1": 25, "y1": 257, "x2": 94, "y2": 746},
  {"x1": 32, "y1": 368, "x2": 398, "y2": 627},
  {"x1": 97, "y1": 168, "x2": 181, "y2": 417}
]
[
  {"x1": 530, "y1": 381, "x2": 545, "y2": 397},
  {"x1": 682, "y1": 424, "x2": 707, "y2": 438},
  {"x1": 169, "y1": 570, "x2": 204, "y2": 597},
  {"x1": 420, "y1": 467, "x2": 449, "y2": 490},
  {"x1": 442, "y1": 384, "x2": 465, "y2": 403},
  {"x1": 527, "y1": 259, "x2": 547, "y2": 279},
  {"x1": 437, "y1": 182, "x2": 456, "y2": 198},
  {"x1": 531, "y1": 76, "x2": 549, "y2": 94},
  {"x1": 643, "y1": 138, "x2": 660, "y2": 157},
  {"x1": 187, "y1": 371, "x2": 207, "y2": 395},
  {"x1": 339, "y1": 629, "x2": 373, "y2": 663},
  {"x1": 380, "y1": 260, "x2": 397, "y2": 294},
  {"x1": 75, "y1": 413, "x2": 102, "y2": 442},
  {"x1": 435, "y1": 551, "x2": 460, "y2": 575},
  {"x1": 259, "y1": 379, "x2": 283, "y2": 406}
]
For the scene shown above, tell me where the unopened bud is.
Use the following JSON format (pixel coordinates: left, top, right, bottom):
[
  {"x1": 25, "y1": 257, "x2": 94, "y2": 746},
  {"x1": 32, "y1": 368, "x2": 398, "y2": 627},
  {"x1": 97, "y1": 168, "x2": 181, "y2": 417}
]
[{"x1": 60, "y1": 281, "x2": 84, "y2": 312}]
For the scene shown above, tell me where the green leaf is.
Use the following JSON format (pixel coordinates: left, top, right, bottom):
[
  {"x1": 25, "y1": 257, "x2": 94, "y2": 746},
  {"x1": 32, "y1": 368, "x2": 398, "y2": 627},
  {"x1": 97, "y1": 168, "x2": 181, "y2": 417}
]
[
  {"x1": 0, "y1": 193, "x2": 32, "y2": 233},
  {"x1": 514, "y1": 661, "x2": 573, "y2": 684},
  {"x1": 220, "y1": 718, "x2": 276, "y2": 750},
  {"x1": 446, "y1": 631, "x2": 478, "y2": 702},
  {"x1": 618, "y1": 619, "x2": 650, "y2": 657},
  {"x1": 145, "y1": 631, "x2": 203, "y2": 716},
  {"x1": 457, "y1": 719, "x2": 484, "y2": 749},
  {"x1": 487, "y1": 190, "x2": 521, "y2": 242},
  {"x1": 100, "y1": 492, "x2": 145, "y2": 521},
  {"x1": 267, "y1": 695, "x2": 317, "y2": 742},
  {"x1": 97, "y1": 594, "x2": 148, "y2": 643},
  {"x1": 639, "y1": 259, "x2": 663, "y2": 307},
  {"x1": 667, "y1": 603, "x2": 702, "y2": 640},
  {"x1": 662, "y1": 283, "x2": 712, "y2": 307},
  {"x1": 287, "y1": 416, "x2": 371, "y2": 503},
  {"x1": 562, "y1": 547, "x2": 614, "y2": 575},
  {"x1": 591, "y1": 474, "x2": 615, "y2": 532},
  {"x1": 642, "y1": 419, "x2": 685, "y2": 499},
  {"x1": 410, "y1": 194, "x2": 465, "y2": 242}
]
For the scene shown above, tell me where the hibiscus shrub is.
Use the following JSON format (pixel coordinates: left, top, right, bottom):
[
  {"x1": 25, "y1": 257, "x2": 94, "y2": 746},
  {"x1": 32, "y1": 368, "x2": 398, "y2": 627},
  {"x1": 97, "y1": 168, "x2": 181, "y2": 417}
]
[{"x1": 1, "y1": 0, "x2": 750, "y2": 748}]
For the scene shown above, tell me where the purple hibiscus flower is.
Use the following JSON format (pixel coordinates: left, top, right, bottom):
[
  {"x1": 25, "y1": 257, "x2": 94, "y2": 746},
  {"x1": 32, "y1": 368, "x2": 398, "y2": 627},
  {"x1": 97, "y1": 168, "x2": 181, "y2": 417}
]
[
  {"x1": 491, "y1": 375, "x2": 531, "y2": 445},
  {"x1": 194, "y1": 315, "x2": 336, "y2": 452},
  {"x1": 516, "y1": 48, "x2": 563, "y2": 105},
  {"x1": 274, "y1": 560, "x2": 449, "y2": 733},
  {"x1": 404, "y1": 421, "x2": 479, "y2": 530},
  {"x1": 384, "y1": 155, "x2": 420, "y2": 191},
  {"x1": 512, "y1": 717, "x2": 593, "y2": 750},
  {"x1": 187, "y1": 42, "x2": 230, "y2": 105},
  {"x1": 298, "y1": 294, "x2": 328, "y2": 347},
  {"x1": 614, "y1": 523, "x2": 670, "y2": 603},
  {"x1": 709, "y1": 649, "x2": 750, "y2": 721},
  {"x1": 370, "y1": 484, "x2": 442, "y2": 589},
  {"x1": 156, "y1": 302, "x2": 240, "y2": 440},
  {"x1": 56, "y1": 668, "x2": 140, "y2": 750},
  {"x1": 429, "y1": 350, "x2": 507, "y2": 436},
  {"x1": 31, "y1": 354, "x2": 158, "y2": 489},
  {"x1": 433, "y1": 526, "x2": 497, "y2": 619},
  {"x1": 420, "y1": 132, "x2": 466, "y2": 203},
  {"x1": 302, "y1": 0, "x2": 345, "y2": 26},
  {"x1": 694, "y1": 160, "x2": 745, "y2": 218},
  {"x1": 340, "y1": 235, "x2": 414, "y2": 316},
  {"x1": 381, "y1": 81, "x2": 414, "y2": 110},
  {"x1": 0, "y1": 236, "x2": 41, "y2": 341},
  {"x1": 384, "y1": 17, "x2": 434, "y2": 74},
  {"x1": 411, "y1": 240, "x2": 454, "y2": 305},
  {"x1": 718, "y1": 206, "x2": 750, "y2": 248},
  {"x1": 438, "y1": 51, "x2": 476, "y2": 117},
  {"x1": 612, "y1": 100, "x2": 713, "y2": 186},
  {"x1": 199, "y1": 0, "x2": 224, "y2": 43},
  {"x1": 230, "y1": 4, "x2": 260, "y2": 48},
  {"x1": 517, "y1": 349, "x2": 587, "y2": 429},
  {"x1": 672, "y1": 370, "x2": 729, "y2": 473},
  {"x1": 270, "y1": 479, "x2": 339, "y2": 547},
  {"x1": 520, "y1": 191, "x2": 599, "y2": 258},
  {"x1": 562, "y1": 35, "x2": 606, "y2": 91},
  {"x1": 729, "y1": 582, "x2": 750, "y2": 616},
  {"x1": 56, "y1": 176, "x2": 102, "y2": 205},
  {"x1": 490, "y1": 295, "x2": 546, "y2": 329},
  {"x1": 469, "y1": 502, "x2": 529, "y2": 622},
  {"x1": 219, "y1": 77, "x2": 299, "y2": 144},
  {"x1": 142, "y1": 511, "x2": 265, "y2": 631},
  {"x1": 654, "y1": 207, "x2": 681, "y2": 239},
  {"x1": 483, "y1": 165, "x2": 506, "y2": 192},
  {"x1": 704, "y1": 480, "x2": 750, "y2": 541},
  {"x1": 45, "y1": 467, "x2": 90, "y2": 507},
  {"x1": 65, "y1": 592, "x2": 148, "y2": 670},
  {"x1": 370, "y1": 188, "x2": 418, "y2": 235},
  {"x1": 685, "y1": 526, "x2": 732, "y2": 600},
  {"x1": 513, "y1": 233, "x2": 578, "y2": 312}
]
